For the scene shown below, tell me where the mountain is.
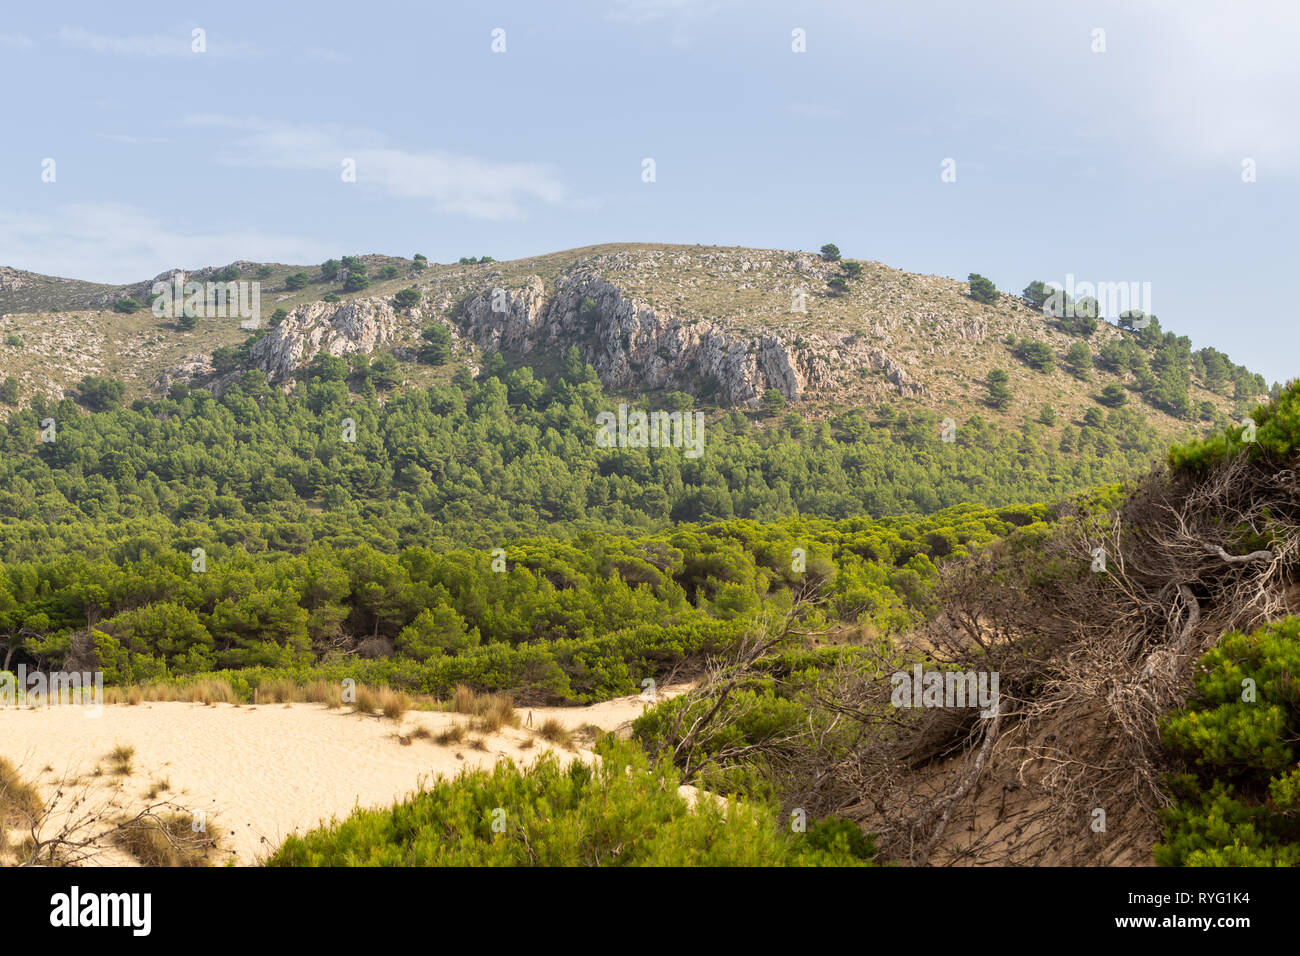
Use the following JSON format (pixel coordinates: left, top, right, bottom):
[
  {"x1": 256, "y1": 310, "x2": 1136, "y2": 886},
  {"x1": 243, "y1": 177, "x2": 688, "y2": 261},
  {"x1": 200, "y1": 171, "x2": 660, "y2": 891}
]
[
  {"x1": 0, "y1": 244, "x2": 1294, "y2": 870},
  {"x1": 0, "y1": 244, "x2": 1269, "y2": 441}
]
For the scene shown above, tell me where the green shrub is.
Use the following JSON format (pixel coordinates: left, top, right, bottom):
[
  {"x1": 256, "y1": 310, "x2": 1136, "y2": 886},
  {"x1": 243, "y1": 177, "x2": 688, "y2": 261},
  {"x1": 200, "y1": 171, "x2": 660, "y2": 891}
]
[
  {"x1": 968, "y1": 273, "x2": 998, "y2": 305},
  {"x1": 267, "y1": 738, "x2": 872, "y2": 866},
  {"x1": 1169, "y1": 380, "x2": 1300, "y2": 473},
  {"x1": 393, "y1": 288, "x2": 421, "y2": 310},
  {"x1": 985, "y1": 368, "x2": 1012, "y2": 410},
  {"x1": 1064, "y1": 342, "x2": 1092, "y2": 380},
  {"x1": 417, "y1": 325, "x2": 451, "y2": 365},
  {"x1": 1098, "y1": 383, "x2": 1127, "y2": 407},
  {"x1": 1155, "y1": 617, "x2": 1300, "y2": 866},
  {"x1": 1014, "y1": 339, "x2": 1054, "y2": 373},
  {"x1": 76, "y1": 375, "x2": 126, "y2": 411}
]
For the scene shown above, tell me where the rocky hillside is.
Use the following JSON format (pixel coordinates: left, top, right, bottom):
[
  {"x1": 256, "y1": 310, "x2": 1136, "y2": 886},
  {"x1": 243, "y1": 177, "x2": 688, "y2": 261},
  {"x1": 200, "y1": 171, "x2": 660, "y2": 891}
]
[{"x1": 0, "y1": 243, "x2": 1267, "y2": 437}]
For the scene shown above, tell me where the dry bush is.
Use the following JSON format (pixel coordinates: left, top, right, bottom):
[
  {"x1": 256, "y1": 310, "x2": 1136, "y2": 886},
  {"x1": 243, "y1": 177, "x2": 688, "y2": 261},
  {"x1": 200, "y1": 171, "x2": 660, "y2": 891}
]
[
  {"x1": 1, "y1": 757, "x2": 44, "y2": 856},
  {"x1": 4, "y1": 765, "x2": 223, "y2": 867},
  {"x1": 683, "y1": 454, "x2": 1300, "y2": 867},
  {"x1": 113, "y1": 812, "x2": 219, "y2": 866},
  {"x1": 889, "y1": 456, "x2": 1300, "y2": 866},
  {"x1": 573, "y1": 723, "x2": 606, "y2": 747}
]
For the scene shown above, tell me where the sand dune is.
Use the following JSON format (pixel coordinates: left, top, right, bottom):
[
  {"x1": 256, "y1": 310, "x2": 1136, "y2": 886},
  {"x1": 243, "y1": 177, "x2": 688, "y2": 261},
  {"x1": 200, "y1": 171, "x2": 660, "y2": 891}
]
[{"x1": 0, "y1": 687, "x2": 688, "y2": 866}]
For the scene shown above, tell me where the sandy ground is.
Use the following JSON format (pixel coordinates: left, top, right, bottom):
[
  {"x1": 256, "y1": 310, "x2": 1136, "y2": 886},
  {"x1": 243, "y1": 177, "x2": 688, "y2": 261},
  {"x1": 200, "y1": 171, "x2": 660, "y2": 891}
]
[{"x1": 0, "y1": 687, "x2": 690, "y2": 866}]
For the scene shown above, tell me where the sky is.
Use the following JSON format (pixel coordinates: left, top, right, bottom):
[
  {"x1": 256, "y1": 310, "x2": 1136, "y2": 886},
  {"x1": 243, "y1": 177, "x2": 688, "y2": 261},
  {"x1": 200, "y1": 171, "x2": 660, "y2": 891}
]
[{"x1": 0, "y1": 0, "x2": 1296, "y2": 383}]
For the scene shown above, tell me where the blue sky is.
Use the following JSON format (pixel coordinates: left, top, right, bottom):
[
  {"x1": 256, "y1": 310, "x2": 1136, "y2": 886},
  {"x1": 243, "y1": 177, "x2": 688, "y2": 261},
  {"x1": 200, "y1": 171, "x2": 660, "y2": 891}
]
[{"x1": 1, "y1": 0, "x2": 1296, "y2": 383}]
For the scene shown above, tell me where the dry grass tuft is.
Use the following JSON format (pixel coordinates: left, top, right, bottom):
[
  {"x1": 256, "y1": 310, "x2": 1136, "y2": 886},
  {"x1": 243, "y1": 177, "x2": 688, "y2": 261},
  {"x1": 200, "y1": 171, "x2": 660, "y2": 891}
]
[
  {"x1": 350, "y1": 685, "x2": 380, "y2": 715},
  {"x1": 0, "y1": 757, "x2": 43, "y2": 832},
  {"x1": 183, "y1": 679, "x2": 237, "y2": 706},
  {"x1": 449, "y1": 684, "x2": 518, "y2": 732},
  {"x1": 451, "y1": 684, "x2": 478, "y2": 714},
  {"x1": 114, "y1": 812, "x2": 218, "y2": 867},
  {"x1": 108, "y1": 745, "x2": 135, "y2": 776},
  {"x1": 259, "y1": 679, "x2": 298, "y2": 704},
  {"x1": 303, "y1": 679, "x2": 343, "y2": 709},
  {"x1": 378, "y1": 688, "x2": 411, "y2": 722},
  {"x1": 536, "y1": 719, "x2": 573, "y2": 748},
  {"x1": 434, "y1": 723, "x2": 466, "y2": 746}
]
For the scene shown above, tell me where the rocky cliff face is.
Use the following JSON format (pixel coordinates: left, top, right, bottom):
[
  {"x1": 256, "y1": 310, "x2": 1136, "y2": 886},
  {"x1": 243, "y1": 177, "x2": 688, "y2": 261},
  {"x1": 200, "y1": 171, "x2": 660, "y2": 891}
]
[
  {"x1": 199, "y1": 247, "x2": 998, "y2": 406},
  {"x1": 0, "y1": 268, "x2": 30, "y2": 293},
  {"x1": 453, "y1": 262, "x2": 978, "y2": 405},
  {"x1": 251, "y1": 298, "x2": 409, "y2": 382},
  {"x1": 139, "y1": 245, "x2": 1034, "y2": 410},
  {"x1": 459, "y1": 272, "x2": 838, "y2": 405}
]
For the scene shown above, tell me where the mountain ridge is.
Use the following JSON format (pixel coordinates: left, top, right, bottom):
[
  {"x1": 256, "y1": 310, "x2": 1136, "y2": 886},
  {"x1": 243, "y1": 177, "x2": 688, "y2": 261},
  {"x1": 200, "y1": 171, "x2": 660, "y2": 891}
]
[{"x1": 0, "y1": 243, "x2": 1270, "y2": 444}]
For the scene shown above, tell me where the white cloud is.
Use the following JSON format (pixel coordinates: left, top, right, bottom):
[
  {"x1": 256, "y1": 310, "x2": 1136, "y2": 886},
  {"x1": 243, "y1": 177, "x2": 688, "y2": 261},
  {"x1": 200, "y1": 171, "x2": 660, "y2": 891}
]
[
  {"x1": 185, "y1": 115, "x2": 567, "y2": 220},
  {"x1": 0, "y1": 33, "x2": 36, "y2": 49},
  {"x1": 59, "y1": 26, "x2": 257, "y2": 58},
  {"x1": 0, "y1": 203, "x2": 338, "y2": 284}
]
